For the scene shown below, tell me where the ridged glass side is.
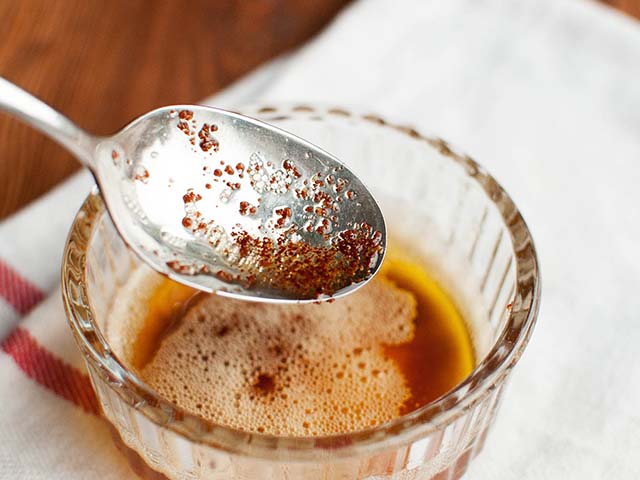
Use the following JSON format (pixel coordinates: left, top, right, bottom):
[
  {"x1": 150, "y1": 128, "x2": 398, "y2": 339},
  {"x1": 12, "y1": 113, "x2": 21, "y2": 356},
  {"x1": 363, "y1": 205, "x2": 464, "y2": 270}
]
[{"x1": 62, "y1": 105, "x2": 540, "y2": 480}]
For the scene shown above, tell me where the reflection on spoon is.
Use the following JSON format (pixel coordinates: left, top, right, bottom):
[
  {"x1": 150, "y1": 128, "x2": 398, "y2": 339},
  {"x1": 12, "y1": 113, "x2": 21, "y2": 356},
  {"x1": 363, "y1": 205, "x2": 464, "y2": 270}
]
[{"x1": 0, "y1": 78, "x2": 386, "y2": 302}]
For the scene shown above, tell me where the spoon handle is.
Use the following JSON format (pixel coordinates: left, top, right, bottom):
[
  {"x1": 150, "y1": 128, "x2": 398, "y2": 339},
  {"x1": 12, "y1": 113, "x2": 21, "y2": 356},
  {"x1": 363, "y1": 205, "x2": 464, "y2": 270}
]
[{"x1": 0, "y1": 77, "x2": 98, "y2": 169}]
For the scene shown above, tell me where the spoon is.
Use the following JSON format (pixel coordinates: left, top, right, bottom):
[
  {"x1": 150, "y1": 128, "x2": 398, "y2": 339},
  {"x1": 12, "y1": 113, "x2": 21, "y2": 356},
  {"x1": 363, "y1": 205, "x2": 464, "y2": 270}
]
[{"x1": 0, "y1": 77, "x2": 386, "y2": 303}]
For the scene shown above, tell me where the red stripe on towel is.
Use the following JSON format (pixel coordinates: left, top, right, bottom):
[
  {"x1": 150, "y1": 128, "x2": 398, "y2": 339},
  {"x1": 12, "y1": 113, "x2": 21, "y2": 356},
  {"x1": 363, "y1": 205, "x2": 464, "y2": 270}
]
[
  {"x1": 0, "y1": 260, "x2": 45, "y2": 315},
  {"x1": 1, "y1": 327, "x2": 99, "y2": 415}
]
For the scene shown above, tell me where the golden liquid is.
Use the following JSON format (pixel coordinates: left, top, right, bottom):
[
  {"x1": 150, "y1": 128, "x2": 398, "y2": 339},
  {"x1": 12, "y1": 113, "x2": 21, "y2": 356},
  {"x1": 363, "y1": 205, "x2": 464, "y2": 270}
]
[
  {"x1": 379, "y1": 254, "x2": 474, "y2": 413},
  {"x1": 130, "y1": 246, "x2": 475, "y2": 417}
]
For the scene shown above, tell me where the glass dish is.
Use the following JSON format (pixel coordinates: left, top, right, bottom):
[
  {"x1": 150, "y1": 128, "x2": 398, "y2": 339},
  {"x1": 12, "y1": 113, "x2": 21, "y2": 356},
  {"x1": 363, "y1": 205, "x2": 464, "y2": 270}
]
[{"x1": 62, "y1": 104, "x2": 540, "y2": 479}]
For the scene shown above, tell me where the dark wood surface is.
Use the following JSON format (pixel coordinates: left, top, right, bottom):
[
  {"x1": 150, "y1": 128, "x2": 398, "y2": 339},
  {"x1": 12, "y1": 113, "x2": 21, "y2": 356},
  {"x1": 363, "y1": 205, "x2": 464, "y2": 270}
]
[
  {"x1": 0, "y1": 0, "x2": 638, "y2": 219},
  {"x1": 0, "y1": 0, "x2": 351, "y2": 219},
  {"x1": 602, "y1": 0, "x2": 640, "y2": 19}
]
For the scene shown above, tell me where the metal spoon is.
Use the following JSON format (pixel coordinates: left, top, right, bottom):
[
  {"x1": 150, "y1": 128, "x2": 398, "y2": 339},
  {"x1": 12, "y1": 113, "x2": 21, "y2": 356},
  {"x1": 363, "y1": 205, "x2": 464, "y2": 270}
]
[{"x1": 0, "y1": 77, "x2": 386, "y2": 303}]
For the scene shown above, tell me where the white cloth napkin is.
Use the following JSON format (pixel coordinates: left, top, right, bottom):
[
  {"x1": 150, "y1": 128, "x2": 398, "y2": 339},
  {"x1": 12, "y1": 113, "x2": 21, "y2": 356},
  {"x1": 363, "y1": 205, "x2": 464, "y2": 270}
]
[{"x1": 1, "y1": 0, "x2": 639, "y2": 478}]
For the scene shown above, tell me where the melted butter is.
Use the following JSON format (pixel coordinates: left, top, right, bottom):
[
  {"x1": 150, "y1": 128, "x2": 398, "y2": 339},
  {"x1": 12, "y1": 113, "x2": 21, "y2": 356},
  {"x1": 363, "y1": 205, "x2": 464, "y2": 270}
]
[
  {"x1": 131, "y1": 244, "x2": 475, "y2": 415},
  {"x1": 378, "y1": 249, "x2": 475, "y2": 412},
  {"x1": 131, "y1": 280, "x2": 198, "y2": 371}
]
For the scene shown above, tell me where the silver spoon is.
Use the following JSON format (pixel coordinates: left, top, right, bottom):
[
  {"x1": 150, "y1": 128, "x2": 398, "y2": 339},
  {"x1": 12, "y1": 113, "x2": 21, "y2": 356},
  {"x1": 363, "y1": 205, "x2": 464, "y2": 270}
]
[{"x1": 0, "y1": 77, "x2": 386, "y2": 303}]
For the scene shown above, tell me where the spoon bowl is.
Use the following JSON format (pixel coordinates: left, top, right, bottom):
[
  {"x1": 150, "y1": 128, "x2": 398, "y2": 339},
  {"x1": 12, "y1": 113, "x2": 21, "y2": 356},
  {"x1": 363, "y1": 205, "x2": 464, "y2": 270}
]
[{"x1": 0, "y1": 78, "x2": 386, "y2": 302}]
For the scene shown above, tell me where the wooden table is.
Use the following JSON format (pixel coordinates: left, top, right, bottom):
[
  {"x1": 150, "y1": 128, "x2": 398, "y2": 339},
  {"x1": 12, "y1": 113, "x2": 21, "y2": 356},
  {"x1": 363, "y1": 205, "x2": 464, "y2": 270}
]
[{"x1": 0, "y1": 0, "x2": 637, "y2": 219}]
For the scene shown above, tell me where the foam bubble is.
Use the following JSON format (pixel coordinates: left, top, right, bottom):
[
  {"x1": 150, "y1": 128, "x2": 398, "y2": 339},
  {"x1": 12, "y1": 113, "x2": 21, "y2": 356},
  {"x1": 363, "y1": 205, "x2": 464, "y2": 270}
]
[{"x1": 111, "y1": 271, "x2": 417, "y2": 436}]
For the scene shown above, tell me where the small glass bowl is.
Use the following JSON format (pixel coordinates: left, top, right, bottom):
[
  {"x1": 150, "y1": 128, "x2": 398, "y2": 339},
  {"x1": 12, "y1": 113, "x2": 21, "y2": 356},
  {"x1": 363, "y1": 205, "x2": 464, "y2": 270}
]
[{"x1": 62, "y1": 104, "x2": 540, "y2": 480}]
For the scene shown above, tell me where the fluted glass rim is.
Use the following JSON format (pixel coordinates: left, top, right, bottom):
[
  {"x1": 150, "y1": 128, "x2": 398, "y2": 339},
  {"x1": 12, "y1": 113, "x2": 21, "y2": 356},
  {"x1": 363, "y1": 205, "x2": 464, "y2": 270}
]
[{"x1": 62, "y1": 104, "x2": 540, "y2": 460}]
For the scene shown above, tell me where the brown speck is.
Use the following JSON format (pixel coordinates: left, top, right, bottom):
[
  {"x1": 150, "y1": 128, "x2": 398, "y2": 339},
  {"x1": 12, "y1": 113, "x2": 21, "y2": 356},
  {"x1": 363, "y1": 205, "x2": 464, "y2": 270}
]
[
  {"x1": 253, "y1": 373, "x2": 275, "y2": 395},
  {"x1": 179, "y1": 110, "x2": 193, "y2": 121},
  {"x1": 166, "y1": 260, "x2": 195, "y2": 274},
  {"x1": 133, "y1": 168, "x2": 150, "y2": 182},
  {"x1": 183, "y1": 190, "x2": 201, "y2": 203},
  {"x1": 198, "y1": 123, "x2": 219, "y2": 152},
  {"x1": 274, "y1": 207, "x2": 292, "y2": 227},
  {"x1": 177, "y1": 121, "x2": 191, "y2": 135},
  {"x1": 216, "y1": 270, "x2": 234, "y2": 282},
  {"x1": 282, "y1": 159, "x2": 302, "y2": 178}
]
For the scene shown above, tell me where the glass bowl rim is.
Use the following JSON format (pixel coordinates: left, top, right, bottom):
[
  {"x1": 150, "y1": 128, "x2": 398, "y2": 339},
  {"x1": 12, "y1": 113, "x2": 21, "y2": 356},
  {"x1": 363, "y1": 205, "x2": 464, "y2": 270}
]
[{"x1": 61, "y1": 103, "x2": 540, "y2": 460}]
